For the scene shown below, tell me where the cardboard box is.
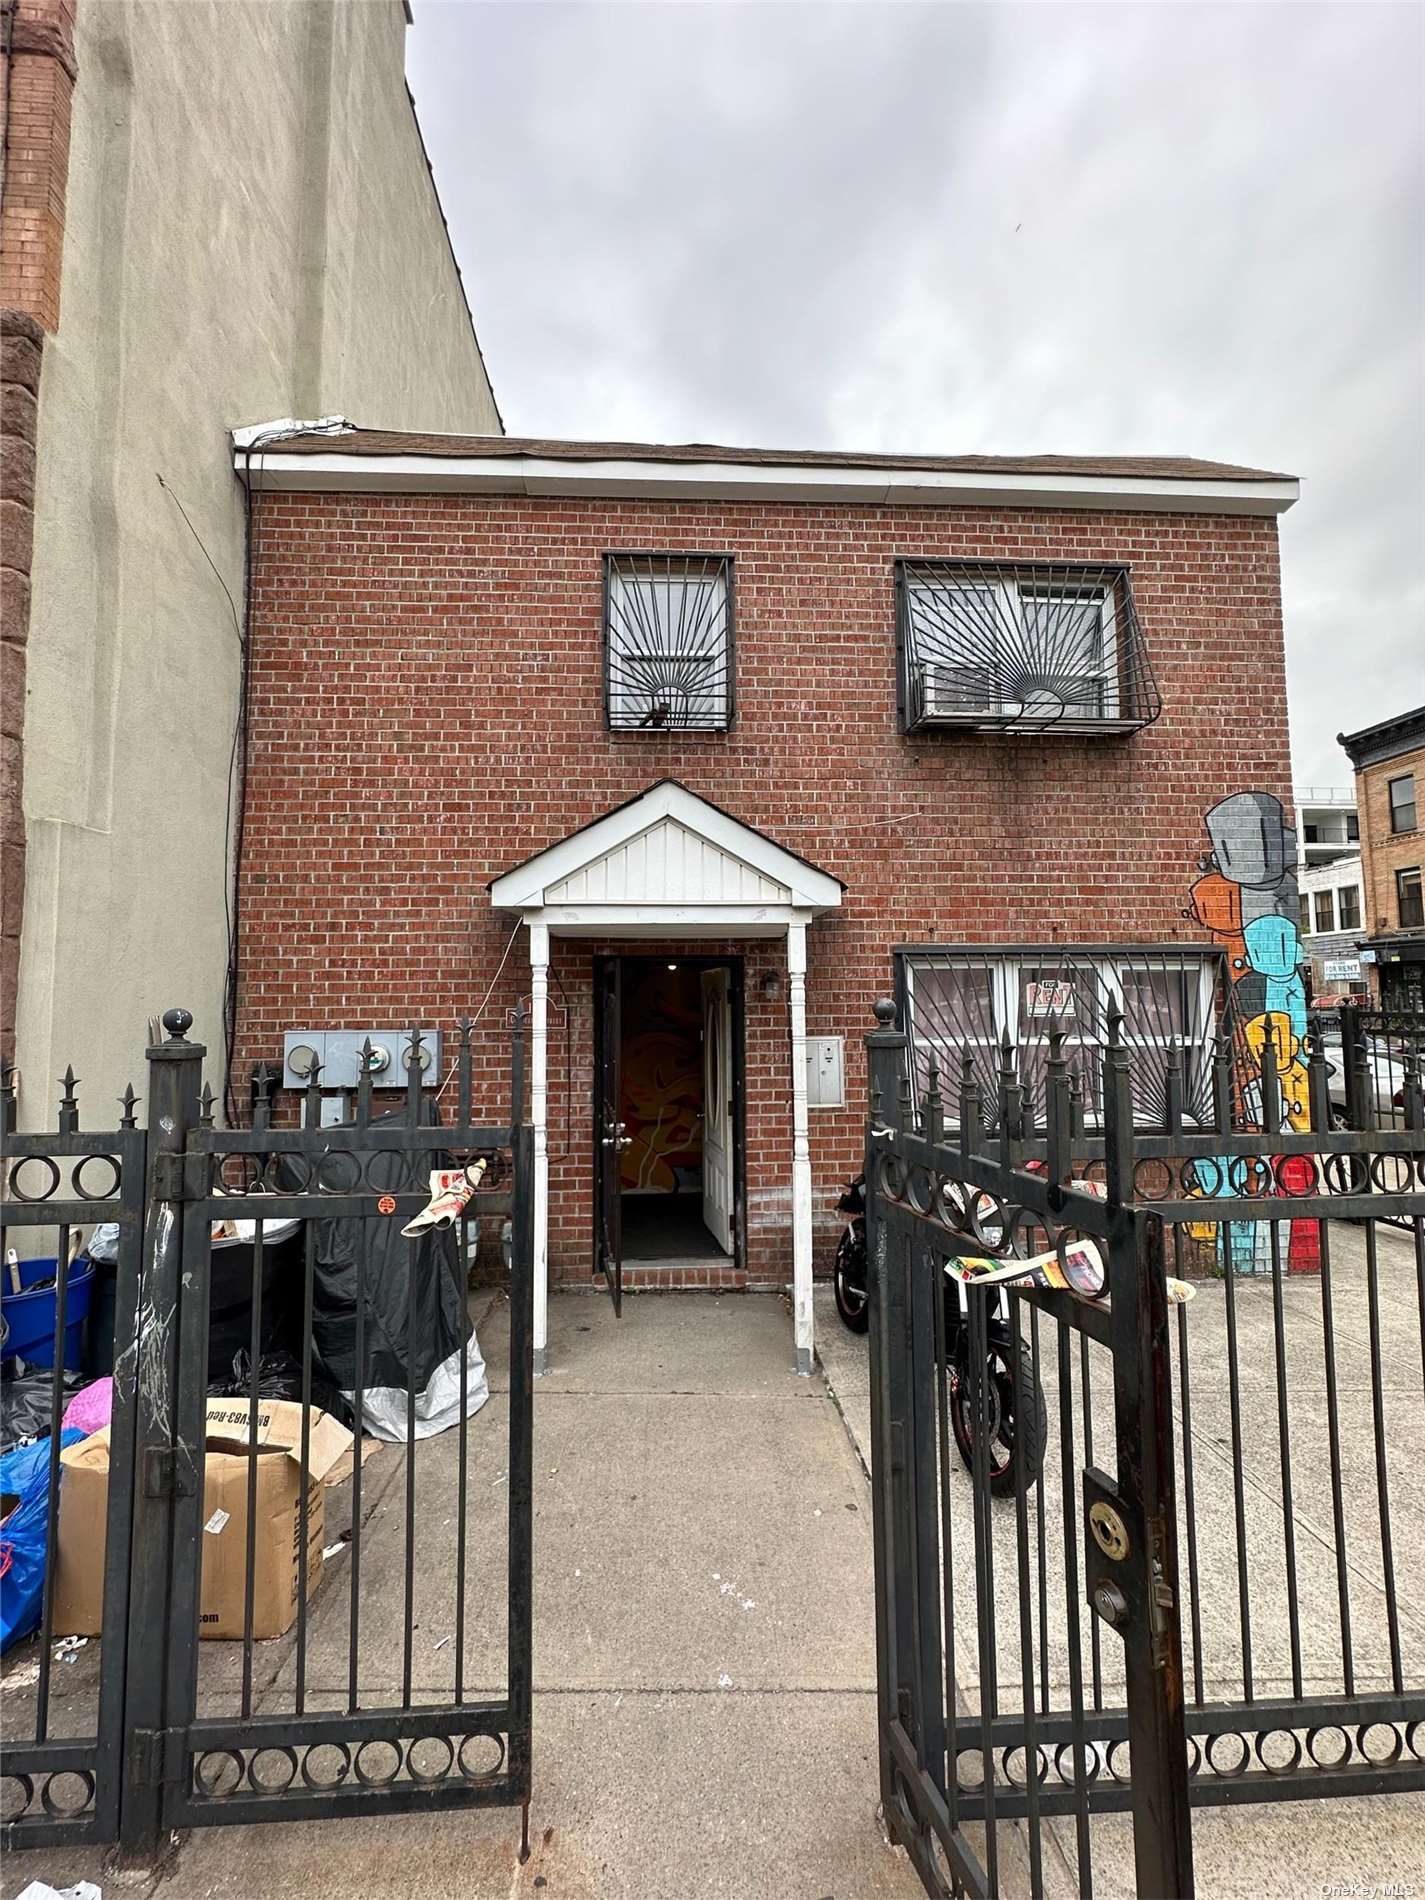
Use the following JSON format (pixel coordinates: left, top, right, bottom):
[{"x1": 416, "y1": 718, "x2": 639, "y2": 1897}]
[{"x1": 53, "y1": 1399, "x2": 355, "y2": 1641}]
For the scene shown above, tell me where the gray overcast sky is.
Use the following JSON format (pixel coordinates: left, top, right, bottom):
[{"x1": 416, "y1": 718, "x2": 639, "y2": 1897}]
[{"x1": 408, "y1": 0, "x2": 1424, "y2": 788}]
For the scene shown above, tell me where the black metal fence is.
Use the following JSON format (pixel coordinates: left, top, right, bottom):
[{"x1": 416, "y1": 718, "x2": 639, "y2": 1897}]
[
  {"x1": 865, "y1": 1001, "x2": 1425, "y2": 1899},
  {"x1": 1, "y1": 1010, "x2": 533, "y2": 1861}
]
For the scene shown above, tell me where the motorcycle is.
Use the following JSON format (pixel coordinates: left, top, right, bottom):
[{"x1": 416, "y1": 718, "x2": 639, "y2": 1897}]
[{"x1": 834, "y1": 1173, "x2": 1047, "y2": 1497}]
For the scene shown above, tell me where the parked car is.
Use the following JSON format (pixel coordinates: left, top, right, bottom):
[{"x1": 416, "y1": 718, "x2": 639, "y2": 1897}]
[{"x1": 1313, "y1": 1026, "x2": 1409, "y2": 1124}]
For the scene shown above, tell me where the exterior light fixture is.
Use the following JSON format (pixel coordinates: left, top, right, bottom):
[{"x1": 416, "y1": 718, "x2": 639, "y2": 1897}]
[{"x1": 760, "y1": 970, "x2": 784, "y2": 1002}]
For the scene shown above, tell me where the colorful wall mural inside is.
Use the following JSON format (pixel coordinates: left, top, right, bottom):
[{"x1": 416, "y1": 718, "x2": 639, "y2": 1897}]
[
  {"x1": 1186, "y1": 791, "x2": 1317, "y2": 1271},
  {"x1": 618, "y1": 962, "x2": 704, "y2": 1194}
]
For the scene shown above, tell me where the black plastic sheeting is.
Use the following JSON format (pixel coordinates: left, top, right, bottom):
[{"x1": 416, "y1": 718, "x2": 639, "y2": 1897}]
[
  {"x1": 0, "y1": 1360, "x2": 86, "y2": 1453},
  {"x1": 207, "y1": 1227, "x2": 302, "y2": 1384},
  {"x1": 207, "y1": 1349, "x2": 351, "y2": 1427},
  {"x1": 283, "y1": 1103, "x2": 472, "y2": 1401}
]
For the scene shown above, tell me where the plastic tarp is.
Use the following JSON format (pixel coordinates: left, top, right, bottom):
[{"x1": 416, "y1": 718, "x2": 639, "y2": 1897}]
[
  {"x1": 287, "y1": 1105, "x2": 489, "y2": 1442},
  {"x1": 1, "y1": 1363, "x2": 86, "y2": 1453},
  {"x1": 1, "y1": 1428, "x2": 84, "y2": 1651}
]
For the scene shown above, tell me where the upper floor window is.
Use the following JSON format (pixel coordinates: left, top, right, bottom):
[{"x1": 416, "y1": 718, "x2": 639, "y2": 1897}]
[
  {"x1": 1299, "y1": 894, "x2": 1313, "y2": 935},
  {"x1": 1398, "y1": 866, "x2": 1424, "y2": 931},
  {"x1": 1347, "y1": 812, "x2": 1360, "y2": 841},
  {"x1": 604, "y1": 553, "x2": 733, "y2": 731},
  {"x1": 1313, "y1": 890, "x2": 1337, "y2": 935},
  {"x1": 896, "y1": 560, "x2": 1161, "y2": 736},
  {"x1": 1337, "y1": 884, "x2": 1362, "y2": 931},
  {"x1": 1388, "y1": 772, "x2": 1416, "y2": 834}
]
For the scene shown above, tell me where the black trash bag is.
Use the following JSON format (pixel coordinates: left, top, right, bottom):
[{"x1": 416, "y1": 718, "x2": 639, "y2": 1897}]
[
  {"x1": 276, "y1": 1103, "x2": 472, "y2": 1412},
  {"x1": 206, "y1": 1225, "x2": 302, "y2": 1385},
  {"x1": 1, "y1": 1358, "x2": 87, "y2": 1453},
  {"x1": 207, "y1": 1348, "x2": 351, "y2": 1429}
]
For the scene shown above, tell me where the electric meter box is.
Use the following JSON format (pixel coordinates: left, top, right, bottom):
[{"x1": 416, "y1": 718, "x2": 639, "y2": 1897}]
[
  {"x1": 281, "y1": 1030, "x2": 442, "y2": 1092},
  {"x1": 805, "y1": 1035, "x2": 844, "y2": 1108}
]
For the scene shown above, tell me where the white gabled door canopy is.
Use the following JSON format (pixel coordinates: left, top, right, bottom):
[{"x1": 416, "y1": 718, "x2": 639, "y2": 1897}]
[{"x1": 489, "y1": 780, "x2": 843, "y2": 936}]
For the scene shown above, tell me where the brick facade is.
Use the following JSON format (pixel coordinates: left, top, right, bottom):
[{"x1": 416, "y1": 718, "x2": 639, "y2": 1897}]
[
  {"x1": 1355, "y1": 747, "x2": 1424, "y2": 936},
  {"x1": 236, "y1": 491, "x2": 1293, "y2": 1283},
  {"x1": 0, "y1": 0, "x2": 77, "y2": 330},
  {"x1": 1, "y1": 0, "x2": 75, "y2": 1061}
]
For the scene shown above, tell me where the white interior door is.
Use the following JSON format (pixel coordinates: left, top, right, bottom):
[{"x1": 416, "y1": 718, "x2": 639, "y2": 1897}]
[{"x1": 701, "y1": 967, "x2": 734, "y2": 1253}]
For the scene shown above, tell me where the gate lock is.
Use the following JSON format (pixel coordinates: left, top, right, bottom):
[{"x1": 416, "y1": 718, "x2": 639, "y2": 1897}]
[
  {"x1": 1089, "y1": 1498, "x2": 1131, "y2": 1563},
  {"x1": 1083, "y1": 1467, "x2": 1140, "y2": 1643},
  {"x1": 1091, "y1": 1580, "x2": 1129, "y2": 1630}
]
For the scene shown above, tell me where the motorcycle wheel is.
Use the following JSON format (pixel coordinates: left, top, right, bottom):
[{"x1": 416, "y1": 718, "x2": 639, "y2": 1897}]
[
  {"x1": 833, "y1": 1230, "x2": 870, "y2": 1334},
  {"x1": 950, "y1": 1337, "x2": 1047, "y2": 1498}
]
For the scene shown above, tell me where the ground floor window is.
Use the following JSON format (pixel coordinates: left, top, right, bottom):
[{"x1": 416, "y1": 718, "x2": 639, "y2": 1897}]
[{"x1": 897, "y1": 945, "x2": 1224, "y2": 1128}]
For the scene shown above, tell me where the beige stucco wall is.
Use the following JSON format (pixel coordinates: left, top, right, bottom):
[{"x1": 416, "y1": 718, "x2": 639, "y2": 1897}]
[{"x1": 16, "y1": 0, "x2": 499, "y2": 1126}]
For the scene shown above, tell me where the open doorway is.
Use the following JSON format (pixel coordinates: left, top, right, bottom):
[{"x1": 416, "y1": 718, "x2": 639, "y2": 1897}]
[{"x1": 594, "y1": 955, "x2": 744, "y2": 1280}]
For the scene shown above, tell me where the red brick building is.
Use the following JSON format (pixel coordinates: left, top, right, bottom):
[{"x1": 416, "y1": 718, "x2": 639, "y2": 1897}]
[{"x1": 234, "y1": 431, "x2": 1299, "y2": 1370}]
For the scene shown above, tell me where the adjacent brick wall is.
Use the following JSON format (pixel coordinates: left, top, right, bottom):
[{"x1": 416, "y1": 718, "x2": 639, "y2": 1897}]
[
  {"x1": 0, "y1": 0, "x2": 78, "y2": 330},
  {"x1": 236, "y1": 492, "x2": 1293, "y2": 1282},
  {"x1": 1356, "y1": 747, "x2": 1425, "y2": 936},
  {"x1": 0, "y1": 0, "x2": 75, "y2": 1062},
  {"x1": 0, "y1": 307, "x2": 41, "y2": 1064}
]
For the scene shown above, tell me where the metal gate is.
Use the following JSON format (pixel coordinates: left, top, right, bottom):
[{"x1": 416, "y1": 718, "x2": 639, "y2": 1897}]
[
  {"x1": 864, "y1": 1000, "x2": 1425, "y2": 1898},
  {"x1": 1336, "y1": 1002, "x2": 1425, "y2": 1230},
  {"x1": 2, "y1": 1008, "x2": 533, "y2": 1860},
  {"x1": 1, "y1": 1080, "x2": 145, "y2": 1848}
]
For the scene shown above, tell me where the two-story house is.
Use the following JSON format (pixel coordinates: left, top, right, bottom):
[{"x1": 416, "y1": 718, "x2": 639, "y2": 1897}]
[{"x1": 228, "y1": 429, "x2": 1299, "y2": 1370}]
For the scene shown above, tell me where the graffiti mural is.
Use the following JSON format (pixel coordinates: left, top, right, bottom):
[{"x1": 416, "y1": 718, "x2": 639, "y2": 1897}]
[{"x1": 1186, "y1": 791, "x2": 1317, "y2": 1271}]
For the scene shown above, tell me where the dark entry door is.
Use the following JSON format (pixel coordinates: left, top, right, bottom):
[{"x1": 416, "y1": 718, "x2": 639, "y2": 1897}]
[{"x1": 594, "y1": 956, "x2": 625, "y2": 1314}]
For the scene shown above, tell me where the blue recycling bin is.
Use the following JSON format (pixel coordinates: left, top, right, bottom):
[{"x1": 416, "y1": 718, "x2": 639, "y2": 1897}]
[{"x1": 1, "y1": 1257, "x2": 95, "y2": 1370}]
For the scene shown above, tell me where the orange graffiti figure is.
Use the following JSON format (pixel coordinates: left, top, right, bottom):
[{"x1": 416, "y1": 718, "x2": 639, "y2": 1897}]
[{"x1": 1186, "y1": 872, "x2": 1247, "y2": 971}]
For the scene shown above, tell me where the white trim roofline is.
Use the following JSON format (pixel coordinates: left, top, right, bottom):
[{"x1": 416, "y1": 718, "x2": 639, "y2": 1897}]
[
  {"x1": 490, "y1": 781, "x2": 843, "y2": 914},
  {"x1": 234, "y1": 448, "x2": 1299, "y2": 517}
]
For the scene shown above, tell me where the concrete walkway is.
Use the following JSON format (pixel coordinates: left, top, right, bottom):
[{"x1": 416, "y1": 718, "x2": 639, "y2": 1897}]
[
  {"x1": 10, "y1": 1252, "x2": 1422, "y2": 1899},
  {"x1": 5, "y1": 1291, "x2": 921, "y2": 1900}
]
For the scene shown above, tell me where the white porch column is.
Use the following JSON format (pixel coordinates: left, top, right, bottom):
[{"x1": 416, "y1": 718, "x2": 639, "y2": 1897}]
[
  {"x1": 528, "y1": 917, "x2": 550, "y2": 1375},
  {"x1": 787, "y1": 915, "x2": 814, "y2": 1375}
]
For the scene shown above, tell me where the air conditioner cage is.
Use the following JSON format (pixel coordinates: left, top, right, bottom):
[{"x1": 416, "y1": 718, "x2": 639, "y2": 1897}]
[{"x1": 897, "y1": 558, "x2": 1162, "y2": 736}]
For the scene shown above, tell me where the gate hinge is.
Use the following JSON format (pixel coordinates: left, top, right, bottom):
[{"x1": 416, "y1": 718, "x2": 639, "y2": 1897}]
[
  {"x1": 142, "y1": 1445, "x2": 196, "y2": 1500},
  {"x1": 152, "y1": 1150, "x2": 212, "y2": 1202}
]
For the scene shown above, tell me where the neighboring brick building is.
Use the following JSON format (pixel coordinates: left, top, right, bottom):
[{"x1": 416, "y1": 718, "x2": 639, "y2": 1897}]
[
  {"x1": 1339, "y1": 705, "x2": 1425, "y2": 1010},
  {"x1": 233, "y1": 430, "x2": 1299, "y2": 1369}
]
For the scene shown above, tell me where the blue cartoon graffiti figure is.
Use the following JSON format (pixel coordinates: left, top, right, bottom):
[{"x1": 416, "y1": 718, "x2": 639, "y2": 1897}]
[{"x1": 1188, "y1": 791, "x2": 1315, "y2": 1272}]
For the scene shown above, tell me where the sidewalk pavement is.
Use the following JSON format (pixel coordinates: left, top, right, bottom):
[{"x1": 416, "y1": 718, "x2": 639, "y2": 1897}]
[
  {"x1": 9, "y1": 1246, "x2": 1422, "y2": 1900},
  {"x1": 4, "y1": 1291, "x2": 922, "y2": 1900}
]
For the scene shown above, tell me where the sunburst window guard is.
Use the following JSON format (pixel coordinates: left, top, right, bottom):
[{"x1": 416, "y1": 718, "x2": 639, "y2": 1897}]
[
  {"x1": 604, "y1": 553, "x2": 733, "y2": 731},
  {"x1": 896, "y1": 559, "x2": 1162, "y2": 735}
]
